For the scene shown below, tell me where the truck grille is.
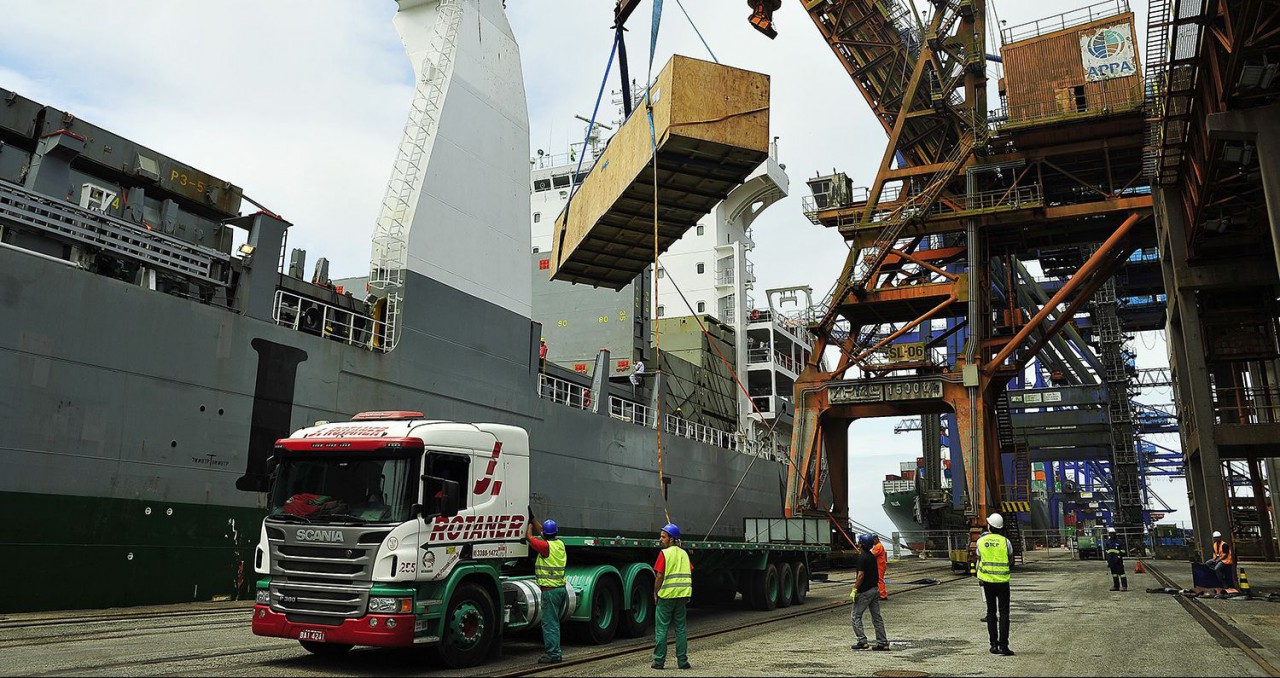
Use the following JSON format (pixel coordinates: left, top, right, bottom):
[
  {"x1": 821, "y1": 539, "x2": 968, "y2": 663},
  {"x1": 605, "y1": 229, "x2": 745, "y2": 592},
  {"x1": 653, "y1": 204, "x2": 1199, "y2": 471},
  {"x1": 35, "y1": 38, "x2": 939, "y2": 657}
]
[{"x1": 266, "y1": 525, "x2": 383, "y2": 618}]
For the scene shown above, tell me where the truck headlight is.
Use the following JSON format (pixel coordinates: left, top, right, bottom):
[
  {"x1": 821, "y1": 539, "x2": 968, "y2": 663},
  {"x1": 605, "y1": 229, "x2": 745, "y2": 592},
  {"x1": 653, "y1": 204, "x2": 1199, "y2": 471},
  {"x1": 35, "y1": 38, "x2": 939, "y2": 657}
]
[
  {"x1": 368, "y1": 597, "x2": 413, "y2": 613},
  {"x1": 256, "y1": 589, "x2": 271, "y2": 605}
]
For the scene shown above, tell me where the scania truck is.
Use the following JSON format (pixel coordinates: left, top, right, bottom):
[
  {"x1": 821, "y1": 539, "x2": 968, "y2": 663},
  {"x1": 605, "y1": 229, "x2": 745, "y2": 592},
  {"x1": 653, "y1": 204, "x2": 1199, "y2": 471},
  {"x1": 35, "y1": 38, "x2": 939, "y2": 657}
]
[{"x1": 251, "y1": 411, "x2": 830, "y2": 668}]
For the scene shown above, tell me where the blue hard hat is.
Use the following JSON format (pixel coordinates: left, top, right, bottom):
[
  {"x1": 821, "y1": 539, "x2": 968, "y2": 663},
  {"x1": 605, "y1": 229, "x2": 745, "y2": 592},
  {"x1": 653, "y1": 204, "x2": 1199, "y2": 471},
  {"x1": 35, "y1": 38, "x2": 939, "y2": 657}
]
[
  {"x1": 662, "y1": 523, "x2": 681, "y2": 540},
  {"x1": 542, "y1": 519, "x2": 558, "y2": 536},
  {"x1": 858, "y1": 533, "x2": 874, "y2": 547}
]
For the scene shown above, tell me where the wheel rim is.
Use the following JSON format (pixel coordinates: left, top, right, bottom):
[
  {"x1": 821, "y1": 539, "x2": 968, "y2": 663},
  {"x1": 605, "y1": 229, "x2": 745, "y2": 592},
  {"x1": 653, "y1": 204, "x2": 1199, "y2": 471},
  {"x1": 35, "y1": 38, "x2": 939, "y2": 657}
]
[
  {"x1": 766, "y1": 571, "x2": 778, "y2": 602},
  {"x1": 448, "y1": 601, "x2": 485, "y2": 650},
  {"x1": 631, "y1": 582, "x2": 650, "y2": 623},
  {"x1": 594, "y1": 588, "x2": 615, "y2": 629}
]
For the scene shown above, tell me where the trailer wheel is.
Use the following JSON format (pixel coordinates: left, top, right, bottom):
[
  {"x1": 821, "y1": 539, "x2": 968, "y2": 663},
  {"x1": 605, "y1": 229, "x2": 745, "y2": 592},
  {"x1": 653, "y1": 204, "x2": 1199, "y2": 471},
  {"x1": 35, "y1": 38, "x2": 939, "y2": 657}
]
[
  {"x1": 776, "y1": 562, "x2": 794, "y2": 608},
  {"x1": 791, "y1": 561, "x2": 809, "y2": 605},
  {"x1": 434, "y1": 583, "x2": 496, "y2": 669},
  {"x1": 619, "y1": 574, "x2": 654, "y2": 638},
  {"x1": 299, "y1": 640, "x2": 353, "y2": 656},
  {"x1": 751, "y1": 563, "x2": 780, "y2": 611},
  {"x1": 570, "y1": 577, "x2": 620, "y2": 645}
]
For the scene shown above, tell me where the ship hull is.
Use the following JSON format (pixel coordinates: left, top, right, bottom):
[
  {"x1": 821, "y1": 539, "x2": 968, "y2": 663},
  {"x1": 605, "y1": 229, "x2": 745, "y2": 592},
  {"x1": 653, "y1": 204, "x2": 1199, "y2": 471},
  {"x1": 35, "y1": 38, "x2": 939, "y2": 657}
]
[{"x1": 0, "y1": 248, "x2": 783, "y2": 612}]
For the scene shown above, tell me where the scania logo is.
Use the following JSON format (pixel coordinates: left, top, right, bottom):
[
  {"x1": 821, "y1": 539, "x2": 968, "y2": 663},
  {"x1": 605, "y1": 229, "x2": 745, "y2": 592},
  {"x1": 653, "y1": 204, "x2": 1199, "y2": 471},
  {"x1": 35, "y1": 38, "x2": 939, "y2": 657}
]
[{"x1": 295, "y1": 529, "x2": 345, "y2": 543}]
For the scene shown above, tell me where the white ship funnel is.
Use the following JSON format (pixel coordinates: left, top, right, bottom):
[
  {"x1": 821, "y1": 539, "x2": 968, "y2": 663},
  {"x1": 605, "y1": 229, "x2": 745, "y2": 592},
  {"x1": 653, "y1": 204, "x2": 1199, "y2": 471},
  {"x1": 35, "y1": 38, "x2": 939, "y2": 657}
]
[{"x1": 370, "y1": 0, "x2": 531, "y2": 348}]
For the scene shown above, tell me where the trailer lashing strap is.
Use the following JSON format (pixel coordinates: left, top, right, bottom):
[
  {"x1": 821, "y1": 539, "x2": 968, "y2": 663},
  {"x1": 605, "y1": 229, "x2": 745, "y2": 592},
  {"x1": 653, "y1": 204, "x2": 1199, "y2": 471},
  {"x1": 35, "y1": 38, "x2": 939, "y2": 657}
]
[{"x1": 0, "y1": 179, "x2": 230, "y2": 284}]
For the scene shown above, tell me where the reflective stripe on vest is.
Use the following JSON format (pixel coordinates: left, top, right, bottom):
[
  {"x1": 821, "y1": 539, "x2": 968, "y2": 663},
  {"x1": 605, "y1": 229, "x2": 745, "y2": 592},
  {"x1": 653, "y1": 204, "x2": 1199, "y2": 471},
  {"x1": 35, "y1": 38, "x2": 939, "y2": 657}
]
[
  {"x1": 1213, "y1": 540, "x2": 1233, "y2": 565},
  {"x1": 535, "y1": 539, "x2": 567, "y2": 588},
  {"x1": 977, "y1": 534, "x2": 1011, "y2": 583},
  {"x1": 658, "y1": 546, "x2": 693, "y2": 599}
]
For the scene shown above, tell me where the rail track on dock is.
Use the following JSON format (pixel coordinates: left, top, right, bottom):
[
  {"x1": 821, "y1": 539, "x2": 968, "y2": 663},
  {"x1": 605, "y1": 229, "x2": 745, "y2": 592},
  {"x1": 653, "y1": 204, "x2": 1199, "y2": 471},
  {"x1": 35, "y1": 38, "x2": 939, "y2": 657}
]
[
  {"x1": 1145, "y1": 561, "x2": 1280, "y2": 677},
  {"x1": 482, "y1": 564, "x2": 969, "y2": 678}
]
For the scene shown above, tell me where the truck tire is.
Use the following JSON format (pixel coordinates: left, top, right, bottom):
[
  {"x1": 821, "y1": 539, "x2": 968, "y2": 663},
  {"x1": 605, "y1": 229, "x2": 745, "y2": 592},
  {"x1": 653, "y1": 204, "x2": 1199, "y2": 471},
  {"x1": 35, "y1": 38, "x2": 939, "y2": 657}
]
[
  {"x1": 434, "y1": 583, "x2": 496, "y2": 669},
  {"x1": 299, "y1": 640, "x2": 353, "y2": 656},
  {"x1": 619, "y1": 575, "x2": 654, "y2": 638},
  {"x1": 570, "y1": 577, "x2": 620, "y2": 645},
  {"x1": 751, "y1": 563, "x2": 780, "y2": 611},
  {"x1": 791, "y1": 561, "x2": 809, "y2": 605},
  {"x1": 776, "y1": 562, "x2": 794, "y2": 608}
]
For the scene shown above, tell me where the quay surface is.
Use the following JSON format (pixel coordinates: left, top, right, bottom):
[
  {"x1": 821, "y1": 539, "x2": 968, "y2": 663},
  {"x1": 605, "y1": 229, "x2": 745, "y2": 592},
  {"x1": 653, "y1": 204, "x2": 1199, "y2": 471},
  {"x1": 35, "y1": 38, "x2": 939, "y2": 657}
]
[{"x1": 1, "y1": 550, "x2": 1277, "y2": 677}]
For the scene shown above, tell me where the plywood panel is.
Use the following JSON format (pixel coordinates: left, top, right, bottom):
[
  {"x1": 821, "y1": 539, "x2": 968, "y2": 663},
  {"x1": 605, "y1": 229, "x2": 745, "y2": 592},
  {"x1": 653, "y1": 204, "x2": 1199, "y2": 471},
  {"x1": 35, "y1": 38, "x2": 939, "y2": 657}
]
[{"x1": 549, "y1": 55, "x2": 769, "y2": 289}]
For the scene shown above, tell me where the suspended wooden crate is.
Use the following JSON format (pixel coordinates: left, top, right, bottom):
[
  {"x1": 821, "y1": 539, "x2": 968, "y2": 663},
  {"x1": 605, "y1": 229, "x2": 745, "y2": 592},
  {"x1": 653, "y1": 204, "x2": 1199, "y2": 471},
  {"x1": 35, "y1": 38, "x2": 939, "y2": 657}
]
[{"x1": 549, "y1": 55, "x2": 770, "y2": 289}]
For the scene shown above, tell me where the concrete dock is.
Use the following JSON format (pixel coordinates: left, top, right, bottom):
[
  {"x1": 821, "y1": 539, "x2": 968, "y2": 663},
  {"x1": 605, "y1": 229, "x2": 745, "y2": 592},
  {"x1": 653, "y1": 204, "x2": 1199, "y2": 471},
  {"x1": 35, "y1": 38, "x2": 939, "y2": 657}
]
[{"x1": 2, "y1": 550, "x2": 1278, "y2": 676}]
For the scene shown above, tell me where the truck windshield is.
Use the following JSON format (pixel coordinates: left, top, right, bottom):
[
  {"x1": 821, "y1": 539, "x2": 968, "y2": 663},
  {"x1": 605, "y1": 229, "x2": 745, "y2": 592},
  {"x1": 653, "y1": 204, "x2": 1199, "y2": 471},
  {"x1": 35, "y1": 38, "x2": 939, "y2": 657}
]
[{"x1": 266, "y1": 453, "x2": 419, "y2": 525}]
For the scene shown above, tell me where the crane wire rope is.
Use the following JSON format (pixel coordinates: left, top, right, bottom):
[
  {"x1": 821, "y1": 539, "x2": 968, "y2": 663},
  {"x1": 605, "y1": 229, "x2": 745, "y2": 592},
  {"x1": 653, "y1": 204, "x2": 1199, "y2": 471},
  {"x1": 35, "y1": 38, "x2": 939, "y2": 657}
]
[{"x1": 646, "y1": 0, "x2": 671, "y2": 526}]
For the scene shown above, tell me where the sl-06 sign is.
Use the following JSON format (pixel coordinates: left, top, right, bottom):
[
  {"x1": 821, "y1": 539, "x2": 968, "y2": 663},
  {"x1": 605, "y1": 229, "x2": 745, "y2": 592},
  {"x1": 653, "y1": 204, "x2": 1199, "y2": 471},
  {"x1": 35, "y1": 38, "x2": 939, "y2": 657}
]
[
  {"x1": 828, "y1": 379, "x2": 943, "y2": 404},
  {"x1": 1080, "y1": 23, "x2": 1137, "y2": 82}
]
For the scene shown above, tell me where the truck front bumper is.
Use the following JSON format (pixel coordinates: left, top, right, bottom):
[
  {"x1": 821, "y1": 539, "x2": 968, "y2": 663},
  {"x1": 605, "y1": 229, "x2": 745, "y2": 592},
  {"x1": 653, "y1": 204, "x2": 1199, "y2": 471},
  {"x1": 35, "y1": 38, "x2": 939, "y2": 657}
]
[{"x1": 252, "y1": 605, "x2": 416, "y2": 647}]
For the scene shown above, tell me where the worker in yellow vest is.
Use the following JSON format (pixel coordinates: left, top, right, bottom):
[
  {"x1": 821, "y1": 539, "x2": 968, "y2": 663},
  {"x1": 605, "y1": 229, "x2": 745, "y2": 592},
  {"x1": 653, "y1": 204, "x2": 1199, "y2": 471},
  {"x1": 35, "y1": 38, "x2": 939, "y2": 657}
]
[
  {"x1": 652, "y1": 523, "x2": 693, "y2": 670},
  {"x1": 526, "y1": 517, "x2": 567, "y2": 664},
  {"x1": 977, "y1": 513, "x2": 1014, "y2": 656}
]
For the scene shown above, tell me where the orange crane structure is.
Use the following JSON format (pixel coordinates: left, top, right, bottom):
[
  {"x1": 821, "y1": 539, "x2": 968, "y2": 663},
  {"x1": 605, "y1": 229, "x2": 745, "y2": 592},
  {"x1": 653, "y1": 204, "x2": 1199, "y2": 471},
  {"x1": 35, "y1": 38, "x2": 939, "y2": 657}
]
[{"x1": 780, "y1": 0, "x2": 1155, "y2": 541}]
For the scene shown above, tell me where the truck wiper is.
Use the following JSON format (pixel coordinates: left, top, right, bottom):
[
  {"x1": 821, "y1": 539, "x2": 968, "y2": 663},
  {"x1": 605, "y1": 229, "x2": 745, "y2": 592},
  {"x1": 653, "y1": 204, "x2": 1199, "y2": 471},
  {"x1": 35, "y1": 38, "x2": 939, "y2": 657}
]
[{"x1": 266, "y1": 513, "x2": 311, "y2": 524}]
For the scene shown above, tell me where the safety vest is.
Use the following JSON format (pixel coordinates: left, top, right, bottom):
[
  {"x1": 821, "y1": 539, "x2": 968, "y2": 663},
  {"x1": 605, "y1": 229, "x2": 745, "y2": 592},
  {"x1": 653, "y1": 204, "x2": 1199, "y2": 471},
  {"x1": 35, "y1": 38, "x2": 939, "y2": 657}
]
[
  {"x1": 658, "y1": 546, "x2": 693, "y2": 599},
  {"x1": 977, "y1": 533, "x2": 1011, "y2": 583},
  {"x1": 535, "y1": 539, "x2": 567, "y2": 588},
  {"x1": 1105, "y1": 539, "x2": 1122, "y2": 556},
  {"x1": 1213, "y1": 540, "x2": 1233, "y2": 565}
]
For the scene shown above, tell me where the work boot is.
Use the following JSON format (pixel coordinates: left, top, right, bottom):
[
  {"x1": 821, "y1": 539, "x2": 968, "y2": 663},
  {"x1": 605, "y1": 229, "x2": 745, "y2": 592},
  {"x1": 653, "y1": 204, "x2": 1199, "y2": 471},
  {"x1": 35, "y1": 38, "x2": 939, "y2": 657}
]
[
  {"x1": 990, "y1": 645, "x2": 1001, "y2": 654},
  {"x1": 651, "y1": 662, "x2": 664, "y2": 670},
  {"x1": 537, "y1": 656, "x2": 563, "y2": 664},
  {"x1": 678, "y1": 662, "x2": 692, "y2": 669},
  {"x1": 873, "y1": 644, "x2": 890, "y2": 652},
  {"x1": 851, "y1": 641, "x2": 871, "y2": 650},
  {"x1": 1109, "y1": 587, "x2": 1120, "y2": 592},
  {"x1": 999, "y1": 647, "x2": 1016, "y2": 656}
]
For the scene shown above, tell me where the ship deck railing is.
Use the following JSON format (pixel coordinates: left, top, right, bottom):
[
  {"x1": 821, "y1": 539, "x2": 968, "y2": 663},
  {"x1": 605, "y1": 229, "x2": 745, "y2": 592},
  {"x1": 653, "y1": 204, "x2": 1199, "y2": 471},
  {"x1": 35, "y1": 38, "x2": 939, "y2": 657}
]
[
  {"x1": 536, "y1": 375, "x2": 777, "y2": 460},
  {"x1": 273, "y1": 290, "x2": 388, "y2": 352}
]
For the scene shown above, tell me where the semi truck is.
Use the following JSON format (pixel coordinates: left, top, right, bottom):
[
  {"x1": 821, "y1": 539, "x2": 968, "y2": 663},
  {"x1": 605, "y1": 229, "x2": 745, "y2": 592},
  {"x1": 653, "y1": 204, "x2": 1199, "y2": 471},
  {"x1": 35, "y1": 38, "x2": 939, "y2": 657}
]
[{"x1": 251, "y1": 412, "x2": 830, "y2": 668}]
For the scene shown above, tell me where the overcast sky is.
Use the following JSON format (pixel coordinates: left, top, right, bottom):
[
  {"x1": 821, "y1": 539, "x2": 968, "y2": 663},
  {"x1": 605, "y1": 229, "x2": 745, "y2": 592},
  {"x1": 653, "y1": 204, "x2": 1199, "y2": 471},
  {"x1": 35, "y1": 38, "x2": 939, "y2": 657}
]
[{"x1": 1, "y1": 0, "x2": 1186, "y2": 536}]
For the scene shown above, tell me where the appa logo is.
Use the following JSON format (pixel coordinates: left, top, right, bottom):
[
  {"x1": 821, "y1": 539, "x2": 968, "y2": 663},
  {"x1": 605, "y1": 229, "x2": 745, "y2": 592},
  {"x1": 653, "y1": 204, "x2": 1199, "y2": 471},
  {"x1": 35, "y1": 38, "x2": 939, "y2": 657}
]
[{"x1": 1080, "y1": 24, "x2": 1136, "y2": 82}]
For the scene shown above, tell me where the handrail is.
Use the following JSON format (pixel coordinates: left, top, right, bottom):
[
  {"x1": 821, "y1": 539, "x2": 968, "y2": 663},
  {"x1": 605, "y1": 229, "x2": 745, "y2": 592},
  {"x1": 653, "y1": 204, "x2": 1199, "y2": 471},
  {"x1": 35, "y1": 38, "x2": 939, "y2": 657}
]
[{"x1": 272, "y1": 290, "x2": 387, "y2": 352}]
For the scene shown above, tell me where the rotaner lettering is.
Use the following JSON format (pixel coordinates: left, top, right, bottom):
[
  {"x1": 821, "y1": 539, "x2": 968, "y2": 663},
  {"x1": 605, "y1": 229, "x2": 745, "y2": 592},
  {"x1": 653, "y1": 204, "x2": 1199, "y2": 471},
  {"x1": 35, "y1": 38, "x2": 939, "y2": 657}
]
[{"x1": 426, "y1": 514, "x2": 525, "y2": 543}]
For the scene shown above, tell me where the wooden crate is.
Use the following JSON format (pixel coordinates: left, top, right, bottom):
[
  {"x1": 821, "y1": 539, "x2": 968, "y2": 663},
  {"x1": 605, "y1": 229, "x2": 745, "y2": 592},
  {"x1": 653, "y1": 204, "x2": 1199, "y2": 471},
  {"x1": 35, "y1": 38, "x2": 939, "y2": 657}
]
[{"x1": 549, "y1": 55, "x2": 770, "y2": 289}]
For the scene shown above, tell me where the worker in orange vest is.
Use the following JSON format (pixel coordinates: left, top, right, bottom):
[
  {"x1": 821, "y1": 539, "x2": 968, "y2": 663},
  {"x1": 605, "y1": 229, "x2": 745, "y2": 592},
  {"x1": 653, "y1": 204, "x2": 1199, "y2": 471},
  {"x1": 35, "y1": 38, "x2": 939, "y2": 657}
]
[
  {"x1": 1207, "y1": 530, "x2": 1234, "y2": 592},
  {"x1": 870, "y1": 534, "x2": 888, "y2": 600}
]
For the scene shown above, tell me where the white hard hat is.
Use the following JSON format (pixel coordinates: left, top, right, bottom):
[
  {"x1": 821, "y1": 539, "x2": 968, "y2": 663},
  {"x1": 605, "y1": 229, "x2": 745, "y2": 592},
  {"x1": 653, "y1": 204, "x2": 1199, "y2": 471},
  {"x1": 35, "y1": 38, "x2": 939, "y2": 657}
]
[
  {"x1": 1212, "y1": 531, "x2": 1222, "y2": 538},
  {"x1": 1107, "y1": 527, "x2": 1116, "y2": 533},
  {"x1": 987, "y1": 513, "x2": 1004, "y2": 529}
]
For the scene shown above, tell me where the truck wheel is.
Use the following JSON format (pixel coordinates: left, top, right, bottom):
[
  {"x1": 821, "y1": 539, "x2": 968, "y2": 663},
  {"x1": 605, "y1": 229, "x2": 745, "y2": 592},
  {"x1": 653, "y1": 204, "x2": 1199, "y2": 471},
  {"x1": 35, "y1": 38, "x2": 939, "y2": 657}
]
[
  {"x1": 571, "y1": 577, "x2": 620, "y2": 645},
  {"x1": 751, "y1": 564, "x2": 779, "y2": 611},
  {"x1": 434, "y1": 583, "x2": 496, "y2": 669},
  {"x1": 776, "y1": 562, "x2": 794, "y2": 608},
  {"x1": 791, "y1": 561, "x2": 809, "y2": 605},
  {"x1": 619, "y1": 575, "x2": 653, "y2": 638},
  {"x1": 299, "y1": 640, "x2": 353, "y2": 656}
]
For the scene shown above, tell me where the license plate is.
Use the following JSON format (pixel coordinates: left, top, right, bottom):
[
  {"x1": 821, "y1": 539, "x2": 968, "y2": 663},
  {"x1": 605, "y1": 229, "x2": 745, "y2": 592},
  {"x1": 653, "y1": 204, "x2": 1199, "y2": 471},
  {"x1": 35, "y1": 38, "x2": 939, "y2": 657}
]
[{"x1": 298, "y1": 629, "x2": 326, "y2": 642}]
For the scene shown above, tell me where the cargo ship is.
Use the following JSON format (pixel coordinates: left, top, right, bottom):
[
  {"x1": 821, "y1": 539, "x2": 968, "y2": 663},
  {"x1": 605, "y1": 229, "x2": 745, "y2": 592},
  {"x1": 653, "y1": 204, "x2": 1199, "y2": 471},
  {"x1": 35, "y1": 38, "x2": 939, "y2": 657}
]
[{"x1": 0, "y1": 0, "x2": 791, "y2": 613}]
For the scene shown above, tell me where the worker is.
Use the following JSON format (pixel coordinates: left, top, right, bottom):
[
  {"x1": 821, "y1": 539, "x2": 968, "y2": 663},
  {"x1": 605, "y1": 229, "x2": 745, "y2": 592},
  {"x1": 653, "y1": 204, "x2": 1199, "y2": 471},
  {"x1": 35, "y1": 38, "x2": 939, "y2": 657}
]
[
  {"x1": 539, "y1": 338, "x2": 548, "y2": 372},
  {"x1": 1207, "y1": 530, "x2": 1234, "y2": 592},
  {"x1": 870, "y1": 534, "x2": 888, "y2": 600},
  {"x1": 1104, "y1": 527, "x2": 1127, "y2": 592},
  {"x1": 652, "y1": 523, "x2": 693, "y2": 670},
  {"x1": 850, "y1": 533, "x2": 890, "y2": 651},
  {"x1": 977, "y1": 513, "x2": 1014, "y2": 656},
  {"x1": 526, "y1": 517, "x2": 567, "y2": 664}
]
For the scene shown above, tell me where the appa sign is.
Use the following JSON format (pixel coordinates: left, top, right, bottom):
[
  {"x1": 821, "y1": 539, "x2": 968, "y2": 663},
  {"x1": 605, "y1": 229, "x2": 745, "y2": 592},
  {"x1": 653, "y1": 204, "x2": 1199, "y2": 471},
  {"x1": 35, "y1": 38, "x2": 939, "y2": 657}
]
[{"x1": 1080, "y1": 23, "x2": 1137, "y2": 81}]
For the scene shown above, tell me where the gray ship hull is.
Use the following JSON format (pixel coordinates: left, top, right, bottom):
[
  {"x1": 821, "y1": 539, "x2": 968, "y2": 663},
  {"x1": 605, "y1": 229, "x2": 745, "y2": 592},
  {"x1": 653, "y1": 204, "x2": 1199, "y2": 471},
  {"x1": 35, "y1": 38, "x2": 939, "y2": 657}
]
[{"x1": 0, "y1": 247, "x2": 784, "y2": 612}]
